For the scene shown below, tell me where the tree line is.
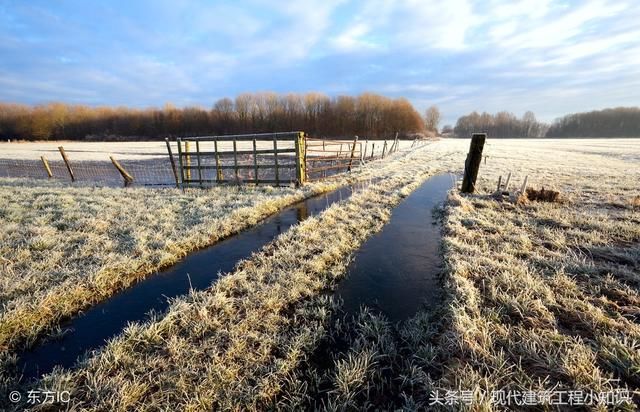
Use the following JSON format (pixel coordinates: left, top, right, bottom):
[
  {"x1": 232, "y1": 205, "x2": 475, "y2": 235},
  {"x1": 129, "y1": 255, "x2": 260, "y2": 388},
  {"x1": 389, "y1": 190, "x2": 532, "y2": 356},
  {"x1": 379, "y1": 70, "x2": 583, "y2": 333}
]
[
  {"x1": 546, "y1": 107, "x2": 640, "y2": 137},
  {"x1": 452, "y1": 107, "x2": 640, "y2": 138},
  {"x1": 453, "y1": 111, "x2": 548, "y2": 138},
  {"x1": 0, "y1": 92, "x2": 425, "y2": 141}
]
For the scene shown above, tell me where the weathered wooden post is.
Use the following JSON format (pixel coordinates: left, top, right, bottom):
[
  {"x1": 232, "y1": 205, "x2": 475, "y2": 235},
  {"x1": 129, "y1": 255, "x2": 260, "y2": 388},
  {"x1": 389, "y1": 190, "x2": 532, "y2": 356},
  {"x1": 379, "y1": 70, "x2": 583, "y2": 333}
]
[
  {"x1": 232, "y1": 139, "x2": 239, "y2": 185},
  {"x1": 184, "y1": 141, "x2": 191, "y2": 181},
  {"x1": 176, "y1": 138, "x2": 185, "y2": 189},
  {"x1": 110, "y1": 156, "x2": 134, "y2": 186},
  {"x1": 213, "y1": 138, "x2": 222, "y2": 183},
  {"x1": 347, "y1": 135, "x2": 358, "y2": 171},
  {"x1": 165, "y1": 138, "x2": 180, "y2": 188},
  {"x1": 370, "y1": 143, "x2": 375, "y2": 160},
  {"x1": 58, "y1": 146, "x2": 75, "y2": 182},
  {"x1": 382, "y1": 140, "x2": 388, "y2": 157},
  {"x1": 273, "y1": 136, "x2": 280, "y2": 185},
  {"x1": 196, "y1": 140, "x2": 204, "y2": 187},
  {"x1": 40, "y1": 155, "x2": 53, "y2": 178},
  {"x1": 294, "y1": 132, "x2": 306, "y2": 186},
  {"x1": 461, "y1": 133, "x2": 486, "y2": 193},
  {"x1": 252, "y1": 138, "x2": 259, "y2": 183}
]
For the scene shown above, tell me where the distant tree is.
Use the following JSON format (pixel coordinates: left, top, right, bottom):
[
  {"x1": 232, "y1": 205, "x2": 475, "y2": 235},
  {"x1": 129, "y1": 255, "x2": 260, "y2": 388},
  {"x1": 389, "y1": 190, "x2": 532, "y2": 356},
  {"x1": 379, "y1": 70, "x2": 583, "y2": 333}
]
[
  {"x1": 441, "y1": 124, "x2": 453, "y2": 135},
  {"x1": 424, "y1": 105, "x2": 441, "y2": 132}
]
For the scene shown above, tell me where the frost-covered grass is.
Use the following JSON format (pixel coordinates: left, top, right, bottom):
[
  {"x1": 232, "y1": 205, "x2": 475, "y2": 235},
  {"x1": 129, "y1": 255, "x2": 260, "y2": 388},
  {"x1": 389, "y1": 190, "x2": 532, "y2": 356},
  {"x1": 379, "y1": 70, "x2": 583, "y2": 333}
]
[
  {"x1": 4, "y1": 138, "x2": 639, "y2": 410},
  {"x1": 0, "y1": 178, "x2": 349, "y2": 358},
  {"x1": 273, "y1": 138, "x2": 640, "y2": 410},
  {"x1": 14, "y1": 145, "x2": 445, "y2": 410}
]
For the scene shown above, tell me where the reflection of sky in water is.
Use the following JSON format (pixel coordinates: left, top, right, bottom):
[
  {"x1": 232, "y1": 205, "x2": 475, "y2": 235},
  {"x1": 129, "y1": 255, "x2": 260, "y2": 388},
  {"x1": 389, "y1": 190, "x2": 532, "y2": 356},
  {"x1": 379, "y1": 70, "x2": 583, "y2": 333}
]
[
  {"x1": 18, "y1": 184, "x2": 358, "y2": 381},
  {"x1": 336, "y1": 174, "x2": 456, "y2": 322}
]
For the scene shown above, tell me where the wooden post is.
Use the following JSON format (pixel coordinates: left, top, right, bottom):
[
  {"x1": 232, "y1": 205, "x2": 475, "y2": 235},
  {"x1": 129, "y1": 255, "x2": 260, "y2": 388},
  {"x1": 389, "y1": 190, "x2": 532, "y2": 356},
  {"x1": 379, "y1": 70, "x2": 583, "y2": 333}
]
[
  {"x1": 461, "y1": 133, "x2": 486, "y2": 193},
  {"x1": 347, "y1": 136, "x2": 358, "y2": 171},
  {"x1": 273, "y1": 137, "x2": 280, "y2": 185},
  {"x1": 252, "y1": 139, "x2": 258, "y2": 183},
  {"x1": 362, "y1": 139, "x2": 368, "y2": 161},
  {"x1": 214, "y1": 138, "x2": 223, "y2": 183},
  {"x1": 40, "y1": 155, "x2": 53, "y2": 178},
  {"x1": 496, "y1": 176, "x2": 503, "y2": 192},
  {"x1": 233, "y1": 139, "x2": 239, "y2": 185},
  {"x1": 58, "y1": 146, "x2": 75, "y2": 182},
  {"x1": 520, "y1": 176, "x2": 529, "y2": 193},
  {"x1": 392, "y1": 132, "x2": 399, "y2": 152},
  {"x1": 382, "y1": 140, "x2": 388, "y2": 158},
  {"x1": 196, "y1": 140, "x2": 203, "y2": 187},
  {"x1": 370, "y1": 143, "x2": 375, "y2": 160},
  {"x1": 165, "y1": 138, "x2": 180, "y2": 188},
  {"x1": 294, "y1": 132, "x2": 306, "y2": 186},
  {"x1": 503, "y1": 172, "x2": 512, "y2": 192},
  {"x1": 184, "y1": 141, "x2": 191, "y2": 181},
  {"x1": 110, "y1": 156, "x2": 134, "y2": 186},
  {"x1": 176, "y1": 138, "x2": 184, "y2": 189}
]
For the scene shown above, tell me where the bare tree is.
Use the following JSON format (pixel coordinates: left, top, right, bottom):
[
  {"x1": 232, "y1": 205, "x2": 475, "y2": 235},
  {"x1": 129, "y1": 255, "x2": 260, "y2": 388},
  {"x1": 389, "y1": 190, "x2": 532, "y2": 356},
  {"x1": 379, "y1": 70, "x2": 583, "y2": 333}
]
[{"x1": 424, "y1": 105, "x2": 441, "y2": 132}]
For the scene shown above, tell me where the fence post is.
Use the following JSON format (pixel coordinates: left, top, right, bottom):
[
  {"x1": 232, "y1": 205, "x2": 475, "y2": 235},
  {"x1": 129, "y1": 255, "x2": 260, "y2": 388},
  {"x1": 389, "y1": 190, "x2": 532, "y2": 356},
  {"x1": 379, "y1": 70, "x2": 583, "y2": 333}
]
[
  {"x1": 195, "y1": 140, "x2": 204, "y2": 188},
  {"x1": 40, "y1": 155, "x2": 53, "y2": 178},
  {"x1": 58, "y1": 146, "x2": 75, "y2": 182},
  {"x1": 110, "y1": 156, "x2": 134, "y2": 186},
  {"x1": 392, "y1": 132, "x2": 399, "y2": 152},
  {"x1": 294, "y1": 132, "x2": 306, "y2": 186},
  {"x1": 273, "y1": 136, "x2": 280, "y2": 185},
  {"x1": 233, "y1": 138, "x2": 239, "y2": 185},
  {"x1": 370, "y1": 143, "x2": 375, "y2": 160},
  {"x1": 184, "y1": 141, "x2": 191, "y2": 182},
  {"x1": 176, "y1": 138, "x2": 184, "y2": 189},
  {"x1": 213, "y1": 138, "x2": 222, "y2": 183},
  {"x1": 347, "y1": 135, "x2": 359, "y2": 172},
  {"x1": 382, "y1": 140, "x2": 388, "y2": 158},
  {"x1": 165, "y1": 138, "x2": 180, "y2": 188},
  {"x1": 461, "y1": 133, "x2": 486, "y2": 193},
  {"x1": 252, "y1": 139, "x2": 258, "y2": 183}
]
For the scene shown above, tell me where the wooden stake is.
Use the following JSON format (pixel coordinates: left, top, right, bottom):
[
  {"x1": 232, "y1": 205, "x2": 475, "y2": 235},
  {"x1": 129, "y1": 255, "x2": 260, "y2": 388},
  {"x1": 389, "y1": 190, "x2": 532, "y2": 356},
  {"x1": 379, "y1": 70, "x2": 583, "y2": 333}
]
[
  {"x1": 110, "y1": 156, "x2": 133, "y2": 186},
  {"x1": 233, "y1": 139, "x2": 239, "y2": 185},
  {"x1": 461, "y1": 133, "x2": 486, "y2": 193},
  {"x1": 503, "y1": 172, "x2": 512, "y2": 192},
  {"x1": 370, "y1": 143, "x2": 375, "y2": 160},
  {"x1": 294, "y1": 132, "x2": 306, "y2": 186},
  {"x1": 196, "y1": 140, "x2": 203, "y2": 187},
  {"x1": 273, "y1": 137, "x2": 280, "y2": 185},
  {"x1": 253, "y1": 139, "x2": 259, "y2": 182},
  {"x1": 165, "y1": 138, "x2": 180, "y2": 188},
  {"x1": 176, "y1": 138, "x2": 184, "y2": 189},
  {"x1": 213, "y1": 138, "x2": 222, "y2": 183},
  {"x1": 347, "y1": 136, "x2": 358, "y2": 171},
  {"x1": 382, "y1": 140, "x2": 388, "y2": 157},
  {"x1": 58, "y1": 146, "x2": 75, "y2": 182},
  {"x1": 40, "y1": 155, "x2": 53, "y2": 178},
  {"x1": 496, "y1": 175, "x2": 502, "y2": 192},
  {"x1": 520, "y1": 176, "x2": 529, "y2": 193},
  {"x1": 184, "y1": 141, "x2": 191, "y2": 181}
]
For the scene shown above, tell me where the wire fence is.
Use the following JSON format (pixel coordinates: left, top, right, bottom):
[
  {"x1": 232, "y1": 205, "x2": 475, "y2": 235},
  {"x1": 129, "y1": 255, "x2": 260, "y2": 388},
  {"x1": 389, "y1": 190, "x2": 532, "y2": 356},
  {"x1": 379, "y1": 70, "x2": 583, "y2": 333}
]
[{"x1": 0, "y1": 137, "x2": 424, "y2": 188}]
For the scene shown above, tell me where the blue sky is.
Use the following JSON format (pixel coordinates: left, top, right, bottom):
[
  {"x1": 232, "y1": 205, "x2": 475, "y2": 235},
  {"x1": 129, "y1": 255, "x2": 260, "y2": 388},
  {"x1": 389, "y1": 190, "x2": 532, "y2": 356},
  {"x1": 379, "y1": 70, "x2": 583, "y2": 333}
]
[{"x1": 1, "y1": 0, "x2": 639, "y2": 126}]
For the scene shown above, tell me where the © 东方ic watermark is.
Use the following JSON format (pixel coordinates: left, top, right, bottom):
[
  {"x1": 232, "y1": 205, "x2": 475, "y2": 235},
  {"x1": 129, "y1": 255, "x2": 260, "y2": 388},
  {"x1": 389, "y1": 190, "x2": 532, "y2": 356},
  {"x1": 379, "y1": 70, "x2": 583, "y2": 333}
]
[{"x1": 8, "y1": 389, "x2": 71, "y2": 405}]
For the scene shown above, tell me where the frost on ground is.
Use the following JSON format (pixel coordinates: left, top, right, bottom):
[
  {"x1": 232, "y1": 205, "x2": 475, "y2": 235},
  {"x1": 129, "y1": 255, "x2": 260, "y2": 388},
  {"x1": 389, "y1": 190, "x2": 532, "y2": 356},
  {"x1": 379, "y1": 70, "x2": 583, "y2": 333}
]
[
  {"x1": 275, "y1": 138, "x2": 640, "y2": 410},
  {"x1": 4, "y1": 138, "x2": 639, "y2": 410}
]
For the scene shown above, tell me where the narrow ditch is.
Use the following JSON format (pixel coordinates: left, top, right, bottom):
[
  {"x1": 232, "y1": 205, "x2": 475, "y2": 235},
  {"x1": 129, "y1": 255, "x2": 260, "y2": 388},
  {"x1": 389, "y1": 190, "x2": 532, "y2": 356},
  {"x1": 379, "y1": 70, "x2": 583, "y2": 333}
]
[
  {"x1": 16, "y1": 183, "x2": 365, "y2": 381},
  {"x1": 335, "y1": 173, "x2": 456, "y2": 321}
]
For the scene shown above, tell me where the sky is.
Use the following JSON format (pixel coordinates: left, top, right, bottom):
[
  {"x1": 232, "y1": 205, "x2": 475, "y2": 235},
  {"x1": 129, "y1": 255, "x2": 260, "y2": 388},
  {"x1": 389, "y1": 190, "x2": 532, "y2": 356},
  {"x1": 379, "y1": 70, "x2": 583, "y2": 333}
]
[{"x1": 1, "y1": 0, "x2": 639, "y2": 126}]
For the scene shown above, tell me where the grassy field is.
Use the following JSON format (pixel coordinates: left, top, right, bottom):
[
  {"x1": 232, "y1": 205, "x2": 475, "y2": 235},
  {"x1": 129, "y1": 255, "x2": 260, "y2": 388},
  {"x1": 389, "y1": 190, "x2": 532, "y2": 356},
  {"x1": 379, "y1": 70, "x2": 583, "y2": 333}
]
[
  {"x1": 0, "y1": 139, "x2": 413, "y2": 161},
  {"x1": 2, "y1": 138, "x2": 639, "y2": 410}
]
